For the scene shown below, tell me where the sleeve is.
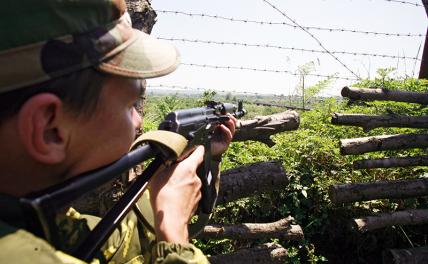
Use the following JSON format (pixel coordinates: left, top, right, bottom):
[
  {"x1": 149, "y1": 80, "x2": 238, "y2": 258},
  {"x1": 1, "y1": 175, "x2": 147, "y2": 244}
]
[{"x1": 150, "y1": 242, "x2": 209, "y2": 264}]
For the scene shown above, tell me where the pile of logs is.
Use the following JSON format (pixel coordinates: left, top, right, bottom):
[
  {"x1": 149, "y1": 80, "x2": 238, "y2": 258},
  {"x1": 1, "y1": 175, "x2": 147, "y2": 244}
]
[{"x1": 330, "y1": 86, "x2": 428, "y2": 263}]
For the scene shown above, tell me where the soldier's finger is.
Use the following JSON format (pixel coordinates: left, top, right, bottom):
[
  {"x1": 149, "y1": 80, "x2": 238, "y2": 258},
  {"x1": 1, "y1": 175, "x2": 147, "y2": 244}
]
[
  {"x1": 218, "y1": 124, "x2": 233, "y2": 142},
  {"x1": 185, "y1": 145, "x2": 205, "y2": 166},
  {"x1": 225, "y1": 114, "x2": 237, "y2": 135}
]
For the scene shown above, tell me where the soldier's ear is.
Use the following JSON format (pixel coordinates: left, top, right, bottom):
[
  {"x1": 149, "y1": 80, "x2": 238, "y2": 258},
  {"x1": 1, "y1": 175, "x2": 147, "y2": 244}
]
[{"x1": 17, "y1": 93, "x2": 68, "y2": 164}]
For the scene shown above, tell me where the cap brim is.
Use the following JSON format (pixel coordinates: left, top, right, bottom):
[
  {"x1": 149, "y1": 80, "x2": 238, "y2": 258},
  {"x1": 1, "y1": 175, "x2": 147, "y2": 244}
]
[{"x1": 97, "y1": 29, "x2": 180, "y2": 79}]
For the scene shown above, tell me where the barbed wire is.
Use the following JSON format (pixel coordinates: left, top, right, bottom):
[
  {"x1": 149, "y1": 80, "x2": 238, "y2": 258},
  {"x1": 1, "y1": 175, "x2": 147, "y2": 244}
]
[
  {"x1": 261, "y1": 0, "x2": 361, "y2": 79},
  {"x1": 382, "y1": 0, "x2": 425, "y2": 7},
  {"x1": 158, "y1": 37, "x2": 422, "y2": 61},
  {"x1": 155, "y1": 10, "x2": 425, "y2": 37},
  {"x1": 180, "y1": 62, "x2": 360, "y2": 80}
]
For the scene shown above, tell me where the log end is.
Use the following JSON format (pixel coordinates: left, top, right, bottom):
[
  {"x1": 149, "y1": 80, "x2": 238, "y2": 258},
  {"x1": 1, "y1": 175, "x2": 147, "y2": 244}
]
[
  {"x1": 328, "y1": 185, "x2": 340, "y2": 204},
  {"x1": 339, "y1": 140, "x2": 348, "y2": 155},
  {"x1": 353, "y1": 218, "x2": 369, "y2": 233},
  {"x1": 353, "y1": 160, "x2": 363, "y2": 170},
  {"x1": 341, "y1": 86, "x2": 351, "y2": 98},
  {"x1": 287, "y1": 225, "x2": 305, "y2": 241},
  {"x1": 331, "y1": 113, "x2": 339, "y2": 125}
]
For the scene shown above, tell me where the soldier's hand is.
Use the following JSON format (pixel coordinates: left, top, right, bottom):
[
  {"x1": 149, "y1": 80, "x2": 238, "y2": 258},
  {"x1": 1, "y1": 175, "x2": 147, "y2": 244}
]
[
  {"x1": 148, "y1": 146, "x2": 204, "y2": 244},
  {"x1": 211, "y1": 114, "x2": 237, "y2": 157}
]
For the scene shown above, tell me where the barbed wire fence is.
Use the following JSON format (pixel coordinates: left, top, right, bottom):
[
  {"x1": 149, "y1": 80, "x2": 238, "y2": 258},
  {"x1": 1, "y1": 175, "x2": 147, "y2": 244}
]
[{"x1": 149, "y1": 1, "x2": 425, "y2": 108}]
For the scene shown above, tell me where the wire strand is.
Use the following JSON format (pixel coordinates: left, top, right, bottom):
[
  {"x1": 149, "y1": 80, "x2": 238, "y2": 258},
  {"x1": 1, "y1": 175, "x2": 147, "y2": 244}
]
[
  {"x1": 180, "y1": 62, "x2": 359, "y2": 80},
  {"x1": 382, "y1": 0, "x2": 425, "y2": 7},
  {"x1": 157, "y1": 37, "x2": 422, "y2": 61},
  {"x1": 155, "y1": 10, "x2": 425, "y2": 38}
]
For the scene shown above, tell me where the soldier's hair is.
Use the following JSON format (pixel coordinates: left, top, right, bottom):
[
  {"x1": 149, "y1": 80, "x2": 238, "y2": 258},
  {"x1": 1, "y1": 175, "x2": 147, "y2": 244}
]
[{"x1": 0, "y1": 67, "x2": 106, "y2": 122}]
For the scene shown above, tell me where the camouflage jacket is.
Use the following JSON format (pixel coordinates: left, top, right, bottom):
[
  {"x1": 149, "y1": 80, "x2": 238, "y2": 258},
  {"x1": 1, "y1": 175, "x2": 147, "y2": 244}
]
[{"x1": 0, "y1": 193, "x2": 209, "y2": 264}]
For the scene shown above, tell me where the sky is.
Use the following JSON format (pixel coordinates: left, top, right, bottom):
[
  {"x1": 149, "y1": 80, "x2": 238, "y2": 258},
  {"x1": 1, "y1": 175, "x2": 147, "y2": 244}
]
[{"x1": 147, "y1": 0, "x2": 427, "y2": 97}]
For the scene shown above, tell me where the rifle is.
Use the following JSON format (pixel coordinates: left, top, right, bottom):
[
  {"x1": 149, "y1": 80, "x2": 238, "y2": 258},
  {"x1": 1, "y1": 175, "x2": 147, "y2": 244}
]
[{"x1": 20, "y1": 101, "x2": 246, "y2": 262}]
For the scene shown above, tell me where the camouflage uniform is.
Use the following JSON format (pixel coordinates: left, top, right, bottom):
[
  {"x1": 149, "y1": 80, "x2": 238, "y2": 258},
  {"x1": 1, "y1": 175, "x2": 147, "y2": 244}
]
[
  {"x1": 0, "y1": 193, "x2": 208, "y2": 263},
  {"x1": 0, "y1": 0, "x2": 209, "y2": 263}
]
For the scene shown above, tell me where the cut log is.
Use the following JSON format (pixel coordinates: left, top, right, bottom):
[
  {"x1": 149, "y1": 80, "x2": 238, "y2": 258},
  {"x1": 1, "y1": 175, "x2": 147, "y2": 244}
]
[
  {"x1": 329, "y1": 178, "x2": 428, "y2": 204},
  {"x1": 383, "y1": 247, "x2": 428, "y2": 264},
  {"x1": 217, "y1": 161, "x2": 289, "y2": 205},
  {"x1": 340, "y1": 134, "x2": 428, "y2": 155},
  {"x1": 197, "y1": 216, "x2": 303, "y2": 241},
  {"x1": 354, "y1": 209, "x2": 428, "y2": 232},
  {"x1": 331, "y1": 113, "x2": 428, "y2": 132},
  {"x1": 209, "y1": 243, "x2": 288, "y2": 264},
  {"x1": 354, "y1": 156, "x2": 428, "y2": 169},
  {"x1": 233, "y1": 111, "x2": 299, "y2": 147},
  {"x1": 125, "y1": 0, "x2": 157, "y2": 33},
  {"x1": 341, "y1": 86, "x2": 428, "y2": 105}
]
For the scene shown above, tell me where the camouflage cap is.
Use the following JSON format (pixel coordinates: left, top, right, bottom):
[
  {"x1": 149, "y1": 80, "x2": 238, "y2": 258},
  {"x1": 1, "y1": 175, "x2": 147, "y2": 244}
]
[{"x1": 0, "y1": 0, "x2": 180, "y2": 94}]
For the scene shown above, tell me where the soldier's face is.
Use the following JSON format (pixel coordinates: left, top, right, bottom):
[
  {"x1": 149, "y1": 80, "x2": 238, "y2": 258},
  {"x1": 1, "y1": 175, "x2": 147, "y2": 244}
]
[{"x1": 65, "y1": 76, "x2": 142, "y2": 177}]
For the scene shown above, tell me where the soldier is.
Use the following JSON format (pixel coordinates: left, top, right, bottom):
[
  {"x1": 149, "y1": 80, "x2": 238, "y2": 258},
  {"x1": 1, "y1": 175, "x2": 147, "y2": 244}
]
[{"x1": 0, "y1": 0, "x2": 235, "y2": 263}]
